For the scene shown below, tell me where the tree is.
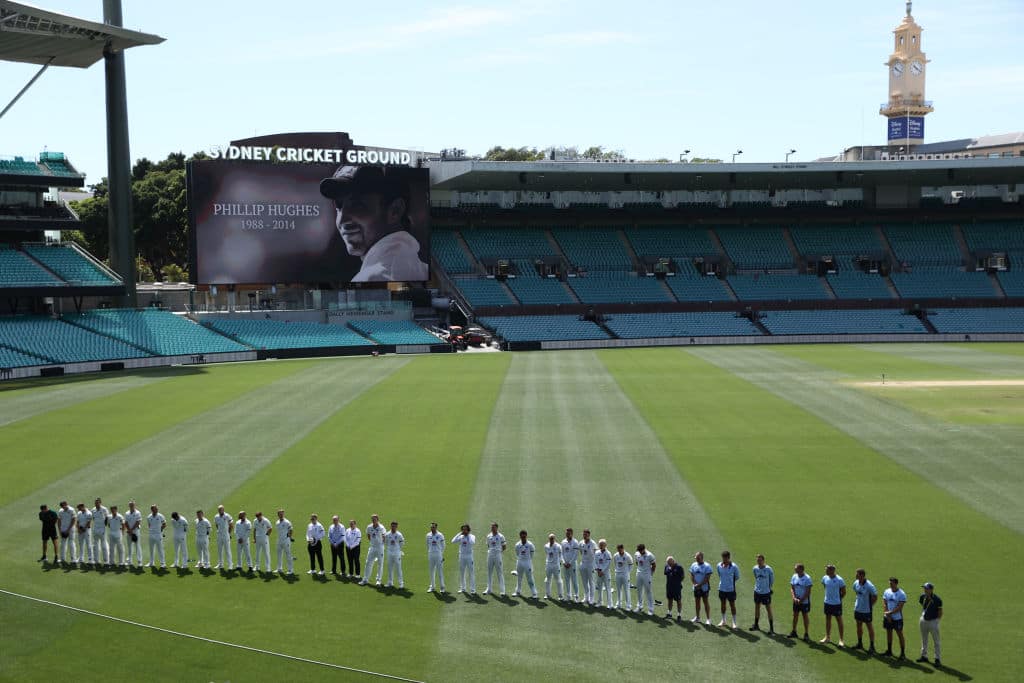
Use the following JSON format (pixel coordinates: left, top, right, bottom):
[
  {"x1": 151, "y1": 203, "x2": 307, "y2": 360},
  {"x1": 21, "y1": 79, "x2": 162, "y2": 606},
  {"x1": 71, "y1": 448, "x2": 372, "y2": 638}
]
[
  {"x1": 136, "y1": 255, "x2": 156, "y2": 282},
  {"x1": 581, "y1": 146, "x2": 626, "y2": 161},
  {"x1": 159, "y1": 263, "x2": 188, "y2": 282},
  {"x1": 689, "y1": 157, "x2": 723, "y2": 164},
  {"x1": 483, "y1": 146, "x2": 546, "y2": 162}
]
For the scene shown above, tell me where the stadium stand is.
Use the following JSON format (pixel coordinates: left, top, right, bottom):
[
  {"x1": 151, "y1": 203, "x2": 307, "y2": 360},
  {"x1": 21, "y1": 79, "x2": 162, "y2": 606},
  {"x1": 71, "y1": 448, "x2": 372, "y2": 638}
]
[
  {"x1": 461, "y1": 227, "x2": 556, "y2": 260},
  {"x1": 714, "y1": 225, "x2": 794, "y2": 269},
  {"x1": 204, "y1": 318, "x2": 374, "y2": 350},
  {"x1": 960, "y1": 221, "x2": 1024, "y2": 254},
  {"x1": 726, "y1": 273, "x2": 830, "y2": 301},
  {"x1": 431, "y1": 229, "x2": 475, "y2": 274},
  {"x1": 603, "y1": 312, "x2": 761, "y2": 338},
  {"x1": 0, "y1": 315, "x2": 150, "y2": 364},
  {"x1": 478, "y1": 315, "x2": 609, "y2": 342},
  {"x1": 23, "y1": 244, "x2": 119, "y2": 285},
  {"x1": 506, "y1": 272, "x2": 576, "y2": 305},
  {"x1": 552, "y1": 227, "x2": 633, "y2": 270},
  {"x1": 998, "y1": 271, "x2": 1024, "y2": 297},
  {"x1": 625, "y1": 225, "x2": 719, "y2": 260},
  {"x1": 927, "y1": 307, "x2": 1024, "y2": 334},
  {"x1": 789, "y1": 225, "x2": 885, "y2": 266},
  {"x1": 0, "y1": 247, "x2": 63, "y2": 286},
  {"x1": 452, "y1": 278, "x2": 517, "y2": 307},
  {"x1": 883, "y1": 223, "x2": 962, "y2": 266},
  {"x1": 0, "y1": 156, "x2": 41, "y2": 175},
  {"x1": 760, "y1": 309, "x2": 929, "y2": 335},
  {"x1": 568, "y1": 271, "x2": 674, "y2": 304},
  {"x1": 67, "y1": 309, "x2": 248, "y2": 356},
  {"x1": 0, "y1": 345, "x2": 48, "y2": 369},
  {"x1": 347, "y1": 319, "x2": 439, "y2": 345},
  {"x1": 890, "y1": 270, "x2": 999, "y2": 299},
  {"x1": 825, "y1": 271, "x2": 894, "y2": 299},
  {"x1": 38, "y1": 152, "x2": 80, "y2": 177}
]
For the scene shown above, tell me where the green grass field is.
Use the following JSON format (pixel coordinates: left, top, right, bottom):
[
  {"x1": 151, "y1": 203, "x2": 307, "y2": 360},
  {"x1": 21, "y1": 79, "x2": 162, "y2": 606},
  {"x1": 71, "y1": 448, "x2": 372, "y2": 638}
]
[{"x1": 2, "y1": 344, "x2": 1023, "y2": 682}]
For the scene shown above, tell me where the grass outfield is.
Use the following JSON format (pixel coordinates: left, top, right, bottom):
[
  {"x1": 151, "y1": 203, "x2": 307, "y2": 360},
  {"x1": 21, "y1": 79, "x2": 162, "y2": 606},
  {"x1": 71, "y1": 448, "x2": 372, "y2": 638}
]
[{"x1": 1, "y1": 345, "x2": 1022, "y2": 682}]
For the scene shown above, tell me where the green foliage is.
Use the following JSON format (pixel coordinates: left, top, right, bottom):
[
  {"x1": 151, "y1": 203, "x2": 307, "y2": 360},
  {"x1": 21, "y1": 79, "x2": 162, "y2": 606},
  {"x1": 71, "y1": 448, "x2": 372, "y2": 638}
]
[
  {"x1": 135, "y1": 256, "x2": 156, "y2": 282},
  {"x1": 483, "y1": 145, "x2": 546, "y2": 161},
  {"x1": 689, "y1": 157, "x2": 723, "y2": 163},
  {"x1": 581, "y1": 145, "x2": 626, "y2": 161},
  {"x1": 159, "y1": 263, "x2": 189, "y2": 283}
]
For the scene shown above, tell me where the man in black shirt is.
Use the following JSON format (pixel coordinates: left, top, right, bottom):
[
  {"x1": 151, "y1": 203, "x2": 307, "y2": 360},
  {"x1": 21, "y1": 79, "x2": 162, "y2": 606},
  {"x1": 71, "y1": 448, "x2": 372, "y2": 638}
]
[
  {"x1": 38, "y1": 504, "x2": 58, "y2": 563},
  {"x1": 664, "y1": 556, "x2": 686, "y2": 621},
  {"x1": 916, "y1": 582, "x2": 943, "y2": 667}
]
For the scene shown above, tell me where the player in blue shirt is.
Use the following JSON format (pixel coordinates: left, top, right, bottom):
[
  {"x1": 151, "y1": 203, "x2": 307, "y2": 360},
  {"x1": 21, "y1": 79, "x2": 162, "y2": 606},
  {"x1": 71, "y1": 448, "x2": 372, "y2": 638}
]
[
  {"x1": 716, "y1": 550, "x2": 740, "y2": 629},
  {"x1": 851, "y1": 568, "x2": 878, "y2": 652},
  {"x1": 788, "y1": 563, "x2": 813, "y2": 641},
  {"x1": 882, "y1": 577, "x2": 908, "y2": 659},
  {"x1": 820, "y1": 564, "x2": 847, "y2": 647},
  {"x1": 689, "y1": 551, "x2": 714, "y2": 625},
  {"x1": 750, "y1": 553, "x2": 775, "y2": 633}
]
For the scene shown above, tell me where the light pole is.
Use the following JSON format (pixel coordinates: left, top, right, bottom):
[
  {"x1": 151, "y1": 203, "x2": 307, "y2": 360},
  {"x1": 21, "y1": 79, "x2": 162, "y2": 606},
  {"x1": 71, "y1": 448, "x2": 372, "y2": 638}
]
[
  {"x1": 785, "y1": 149, "x2": 796, "y2": 162},
  {"x1": 732, "y1": 149, "x2": 743, "y2": 163},
  {"x1": 678, "y1": 149, "x2": 691, "y2": 162}
]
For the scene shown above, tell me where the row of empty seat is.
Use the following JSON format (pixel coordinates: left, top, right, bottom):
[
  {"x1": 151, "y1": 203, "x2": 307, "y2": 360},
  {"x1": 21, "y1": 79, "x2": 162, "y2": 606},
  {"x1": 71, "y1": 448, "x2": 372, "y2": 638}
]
[
  {"x1": 0, "y1": 245, "x2": 121, "y2": 287},
  {"x1": 203, "y1": 319, "x2": 372, "y2": 350}
]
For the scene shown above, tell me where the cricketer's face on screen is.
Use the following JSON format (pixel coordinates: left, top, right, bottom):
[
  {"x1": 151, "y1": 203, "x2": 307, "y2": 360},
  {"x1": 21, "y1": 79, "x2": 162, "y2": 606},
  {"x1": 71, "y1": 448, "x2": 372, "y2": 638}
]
[{"x1": 335, "y1": 192, "x2": 405, "y2": 258}]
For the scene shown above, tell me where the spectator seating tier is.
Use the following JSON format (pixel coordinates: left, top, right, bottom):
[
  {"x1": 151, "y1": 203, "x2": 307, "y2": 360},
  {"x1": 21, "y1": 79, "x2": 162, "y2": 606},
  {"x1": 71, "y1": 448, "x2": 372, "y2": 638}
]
[
  {"x1": 604, "y1": 312, "x2": 761, "y2": 338},
  {"x1": 68, "y1": 309, "x2": 248, "y2": 356},
  {"x1": 453, "y1": 278, "x2": 517, "y2": 307},
  {"x1": 507, "y1": 276, "x2": 576, "y2": 305},
  {"x1": 826, "y1": 271, "x2": 894, "y2": 299},
  {"x1": 727, "y1": 274, "x2": 830, "y2": 301},
  {"x1": 0, "y1": 344, "x2": 50, "y2": 368},
  {"x1": 625, "y1": 226, "x2": 718, "y2": 259},
  {"x1": 347, "y1": 320, "x2": 438, "y2": 345},
  {"x1": 998, "y1": 271, "x2": 1024, "y2": 297},
  {"x1": 478, "y1": 315, "x2": 609, "y2": 342},
  {"x1": 0, "y1": 315, "x2": 150, "y2": 363},
  {"x1": 23, "y1": 245, "x2": 119, "y2": 285},
  {"x1": 569, "y1": 271, "x2": 673, "y2": 304},
  {"x1": 928, "y1": 307, "x2": 1024, "y2": 333},
  {"x1": 552, "y1": 227, "x2": 632, "y2": 270},
  {"x1": 461, "y1": 228, "x2": 557, "y2": 260},
  {"x1": 884, "y1": 223, "x2": 962, "y2": 267},
  {"x1": 714, "y1": 226, "x2": 793, "y2": 269},
  {"x1": 203, "y1": 319, "x2": 374, "y2": 350},
  {"x1": 760, "y1": 309, "x2": 928, "y2": 335},
  {"x1": 431, "y1": 229, "x2": 475, "y2": 274},
  {"x1": 0, "y1": 248, "x2": 63, "y2": 286},
  {"x1": 890, "y1": 270, "x2": 998, "y2": 299},
  {"x1": 666, "y1": 275, "x2": 733, "y2": 302}
]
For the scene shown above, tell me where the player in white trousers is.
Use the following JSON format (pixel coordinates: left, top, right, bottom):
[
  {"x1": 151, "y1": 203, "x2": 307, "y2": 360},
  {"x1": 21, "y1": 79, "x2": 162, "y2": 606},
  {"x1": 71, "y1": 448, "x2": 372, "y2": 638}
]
[
  {"x1": 360, "y1": 515, "x2": 386, "y2": 586},
  {"x1": 106, "y1": 505, "x2": 125, "y2": 567},
  {"x1": 90, "y1": 498, "x2": 109, "y2": 566},
  {"x1": 425, "y1": 522, "x2": 446, "y2": 592},
  {"x1": 275, "y1": 509, "x2": 294, "y2": 574},
  {"x1": 213, "y1": 505, "x2": 233, "y2": 570},
  {"x1": 451, "y1": 524, "x2": 477, "y2": 594},
  {"x1": 252, "y1": 511, "x2": 272, "y2": 573},
  {"x1": 57, "y1": 501, "x2": 77, "y2": 565},
  {"x1": 634, "y1": 544, "x2": 657, "y2": 615},
  {"x1": 124, "y1": 501, "x2": 143, "y2": 567},
  {"x1": 578, "y1": 529, "x2": 598, "y2": 605},
  {"x1": 384, "y1": 521, "x2": 405, "y2": 588},
  {"x1": 613, "y1": 544, "x2": 634, "y2": 610},
  {"x1": 544, "y1": 534, "x2": 563, "y2": 600},
  {"x1": 484, "y1": 523, "x2": 507, "y2": 596},
  {"x1": 560, "y1": 529, "x2": 580, "y2": 601},
  {"x1": 594, "y1": 539, "x2": 613, "y2": 608},
  {"x1": 194, "y1": 510, "x2": 212, "y2": 569},
  {"x1": 145, "y1": 505, "x2": 166, "y2": 568},
  {"x1": 512, "y1": 530, "x2": 537, "y2": 598},
  {"x1": 170, "y1": 512, "x2": 189, "y2": 568},
  {"x1": 234, "y1": 511, "x2": 253, "y2": 572},
  {"x1": 75, "y1": 504, "x2": 92, "y2": 566}
]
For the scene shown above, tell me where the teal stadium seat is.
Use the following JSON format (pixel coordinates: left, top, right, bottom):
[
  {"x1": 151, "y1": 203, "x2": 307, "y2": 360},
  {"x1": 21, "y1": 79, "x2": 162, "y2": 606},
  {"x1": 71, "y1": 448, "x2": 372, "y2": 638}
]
[
  {"x1": 760, "y1": 309, "x2": 928, "y2": 335},
  {"x1": 68, "y1": 309, "x2": 248, "y2": 356},
  {"x1": 461, "y1": 227, "x2": 556, "y2": 261},
  {"x1": 454, "y1": 279, "x2": 517, "y2": 307},
  {"x1": 23, "y1": 245, "x2": 119, "y2": 285},
  {"x1": 431, "y1": 229, "x2": 474, "y2": 274},
  {"x1": 997, "y1": 271, "x2": 1024, "y2": 297},
  {"x1": 0, "y1": 315, "x2": 150, "y2": 363},
  {"x1": 666, "y1": 274, "x2": 733, "y2": 302},
  {"x1": 205, "y1": 319, "x2": 374, "y2": 349},
  {"x1": 890, "y1": 270, "x2": 998, "y2": 299},
  {"x1": 603, "y1": 312, "x2": 760, "y2": 338},
  {"x1": 478, "y1": 315, "x2": 609, "y2": 342},
  {"x1": 0, "y1": 247, "x2": 63, "y2": 286},
  {"x1": 789, "y1": 225, "x2": 885, "y2": 266},
  {"x1": 347, "y1": 320, "x2": 438, "y2": 345},
  {"x1": 552, "y1": 227, "x2": 632, "y2": 270},
  {"x1": 569, "y1": 271, "x2": 673, "y2": 304},
  {"x1": 0, "y1": 345, "x2": 50, "y2": 368},
  {"x1": 727, "y1": 273, "x2": 829, "y2": 301},
  {"x1": 825, "y1": 271, "x2": 894, "y2": 299},
  {"x1": 884, "y1": 223, "x2": 962, "y2": 267},
  {"x1": 715, "y1": 226, "x2": 794, "y2": 269},
  {"x1": 928, "y1": 307, "x2": 1024, "y2": 333}
]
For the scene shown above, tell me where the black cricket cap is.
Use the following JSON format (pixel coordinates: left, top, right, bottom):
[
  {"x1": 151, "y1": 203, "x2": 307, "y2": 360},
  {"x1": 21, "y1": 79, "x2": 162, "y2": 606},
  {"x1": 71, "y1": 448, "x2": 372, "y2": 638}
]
[{"x1": 319, "y1": 165, "x2": 407, "y2": 202}]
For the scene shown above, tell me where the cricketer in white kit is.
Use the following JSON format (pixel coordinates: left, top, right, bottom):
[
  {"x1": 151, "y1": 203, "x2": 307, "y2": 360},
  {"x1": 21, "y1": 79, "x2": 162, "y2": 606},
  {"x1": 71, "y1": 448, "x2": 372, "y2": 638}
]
[
  {"x1": 234, "y1": 512, "x2": 253, "y2": 571},
  {"x1": 90, "y1": 499, "x2": 109, "y2": 566},
  {"x1": 194, "y1": 510, "x2": 212, "y2": 569},
  {"x1": 425, "y1": 523, "x2": 446, "y2": 592},
  {"x1": 594, "y1": 540, "x2": 614, "y2": 608},
  {"x1": 451, "y1": 525, "x2": 477, "y2": 594},
  {"x1": 578, "y1": 530, "x2": 598, "y2": 605},
  {"x1": 252, "y1": 512, "x2": 273, "y2": 572},
  {"x1": 484, "y1": 523, "x2": 507, "y2": 596},
  {"x1": 544, "y1": 535, "x2": 564, "y2": 600},
  {"x1": 634, "y1": 544, "x2": 657, "y2": 615},
  {"x1": 57, "y1": 502, "x2": 77, "y2": 565},
  {"x1": 106, "y1": 506, "x2": 125, "y2": 566},
  {"x1": 361, "y1": 515, "x2": 386, "y2": 585},
  {"x1": 75, "y1": 505, "x2": 92, "y2": 565},
  {"x1": 213, "y1": 506, "x2": 233, "y2": 570},
  {"x1": 123, "y1": 501, "x2": 143, "y2": 567},
  {"x1": 512, "y1": 530, "x2": 537, "y2": 598},
  {"x1": 145, "y1": 506, "x2": 166, "y2": 568},
  {"x1": 613, "y1": 545, "x2": 634, "y2": 610},
  {"x1": 560, "y1": 529, "x2": 581, "y2": 602},
  {"x1": 384, "y1": 521, "x2": 405, "y2": 588},
  {"x1": 275, "y1": 510, "x2": 294, "y2": 574},
  {"x1": 170, "y1": 512, "x2": 189, "y2": 568}
]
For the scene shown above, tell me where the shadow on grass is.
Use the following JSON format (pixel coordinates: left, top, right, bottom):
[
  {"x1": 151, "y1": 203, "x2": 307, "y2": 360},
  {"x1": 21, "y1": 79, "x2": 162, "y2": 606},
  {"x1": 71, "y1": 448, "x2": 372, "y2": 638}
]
[
  {"x1": 432, "y1": 591, "x2": 457, "y2": 604},
  {"x1": 0, "y1": 364, "x2": 209, "y2": 392},
  {"x1": 381, "y1": 586, "x2": 414, "y2": 599}
]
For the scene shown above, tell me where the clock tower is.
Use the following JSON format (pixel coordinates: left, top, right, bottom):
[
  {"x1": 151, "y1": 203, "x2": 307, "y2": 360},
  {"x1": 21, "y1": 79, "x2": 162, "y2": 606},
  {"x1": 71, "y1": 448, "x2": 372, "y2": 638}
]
[{"x1": 880, "y1": 1, "x2": 933, "y2": 148}]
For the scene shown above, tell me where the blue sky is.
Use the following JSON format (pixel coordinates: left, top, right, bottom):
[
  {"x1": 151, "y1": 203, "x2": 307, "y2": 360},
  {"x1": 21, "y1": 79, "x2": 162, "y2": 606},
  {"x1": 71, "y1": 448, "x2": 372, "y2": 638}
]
[{"x1": 2, "y1": 0, "x2": 1022, "y2": 182}]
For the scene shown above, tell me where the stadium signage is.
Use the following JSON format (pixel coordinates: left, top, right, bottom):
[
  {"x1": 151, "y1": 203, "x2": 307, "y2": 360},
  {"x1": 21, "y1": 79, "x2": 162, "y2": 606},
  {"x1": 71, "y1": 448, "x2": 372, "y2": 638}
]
[{"x1": 208, "y1": 145, "x2": 413, "y2": 165}]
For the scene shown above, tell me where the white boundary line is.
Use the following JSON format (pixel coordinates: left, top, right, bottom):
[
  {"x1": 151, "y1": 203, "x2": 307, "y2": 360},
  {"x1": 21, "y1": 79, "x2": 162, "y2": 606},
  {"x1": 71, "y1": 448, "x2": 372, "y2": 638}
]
[{"x1": 0, "y1": 588, "x2": 424, "y2": 682}]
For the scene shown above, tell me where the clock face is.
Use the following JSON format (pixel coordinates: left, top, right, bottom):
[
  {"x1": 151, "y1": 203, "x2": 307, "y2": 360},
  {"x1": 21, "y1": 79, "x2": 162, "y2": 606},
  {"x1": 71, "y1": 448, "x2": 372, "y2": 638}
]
[
  {"x1": 892, "y1": 62, "x2": 904, "y2": 77},
  {"x1": 910, "y1": 60, "x2": 923, "y2": 75}
]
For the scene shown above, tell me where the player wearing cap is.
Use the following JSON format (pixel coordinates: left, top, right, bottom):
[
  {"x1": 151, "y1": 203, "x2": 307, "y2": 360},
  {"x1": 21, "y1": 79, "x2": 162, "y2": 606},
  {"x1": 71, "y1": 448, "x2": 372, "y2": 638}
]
[
  {"x1": 426, "y1": 522, "x2": 446, "y2": 593},
  {"x1": 234, "y1": 511, "x2": 253, "y2": 573},
  {"x1": 318, "y1": 165, "x2": 429, "y2": 282},
  {"x1": 124, "y1": 501, "x2": 143, "y2": 567},
  {"x1": 360, "y1": 515, "x2": 386, "y2": 586},
  {"x1": 194, "y1": 510, "x2": 212, "y2": 569},
  {"x1": 852, "y1": 568, "x2": 878, "y2": 652},
  {"x1": 751, "y1": 554, "x2": 775, "y2": 633},
  {"x1": 634, "y1": 544, "x2": 657, "y2": 616},
  {"x1": 511, "y1": 530, "x2": 537, "y2": 598},
  {"x1": 57, "y1": 501, "x2": 77, "y2": 566},
  {"x1": 594, "y1": 539, "x2": 613, "y2": 608},
  {"x1": 917, "y1": 582, "x2": 942, "y2": 667},
  {"x1": 106, "y1": 505, "x2": 125, "y2": 567},
  {"x1": 74, "y1": 503, "x2": 92, "y2": 566},
  {"x1": 213, "y1": 505, "x2": 233, "y2": 570},
  {"x1": 717, "y1": 550, "x2": 740, "y2": 628},
  {"x1": 251, "y1": 511, "x2": 272, "y2": 573},
  {"x1": 664, "y1": 556, "x2": 685, "y2": 620},
  {"x1": 90, "y1": 498, "x2": 109, "y2": 566},
  {"x1": 820, "y1": 564, "x2": 847, "y2": 647},
  {"x1": 612, "y1": 544, "x2": 633, "y2": 610},
  {"x1": 275, "y1": 509, "x2": 294, "y2": 575},
  {"x1": 543, "y1": 534, "x2": 563, "y2": 600},
  {"x1": 690, "y1": 551, "x2": 714, "y2": 625},
  {"x1": 145, "y1": 505, "x2": 166, "y2": 569},
  {"x1": 38, "y1": 504, "x2": 58, "y2": 564},
  {"x1": 170, "y1": 512, "x2": 189, "y2": 568},
  {"x1": 882, "y1": 577, "x2": 908, "y2": 659},
  {"x1": 789, "y1": 563, "x2": 813, "y2": 641},
  {"x1": 560, "y1": 529, "x2": 581, "y2": 602},
  {"x1": 484, "y1": 523, "x2": 507, "y2": 596},
  {"x1": 451, "y1": 524, "x2": 477, "y2": 594},
  {"x1": 384, "y1": 521, "x2": 405, "y2": 589},
  {"x1": 578, "y1": 529, "x2": 598, "y2": 605}
]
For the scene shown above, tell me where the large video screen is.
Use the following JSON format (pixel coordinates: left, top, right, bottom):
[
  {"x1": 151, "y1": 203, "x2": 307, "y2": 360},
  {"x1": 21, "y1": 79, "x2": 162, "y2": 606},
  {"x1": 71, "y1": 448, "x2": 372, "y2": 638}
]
[{"x1": 188, "y1": 160, "x2": 430, "y2": 285}]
